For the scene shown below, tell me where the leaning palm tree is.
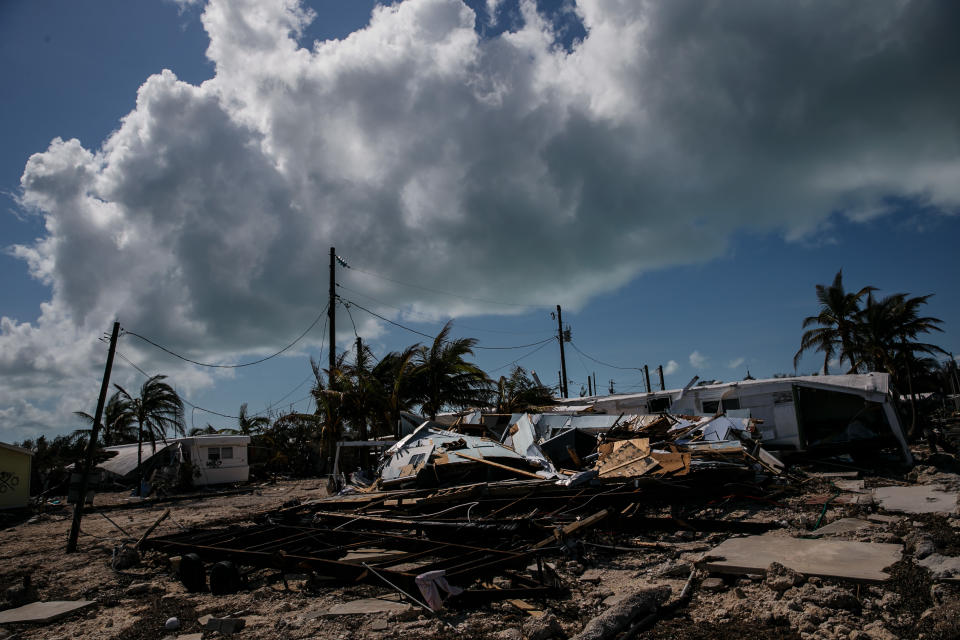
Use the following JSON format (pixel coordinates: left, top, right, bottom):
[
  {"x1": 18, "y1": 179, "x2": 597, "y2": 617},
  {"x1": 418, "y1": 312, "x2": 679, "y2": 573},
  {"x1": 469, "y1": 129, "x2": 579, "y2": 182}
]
[
  {"x1": 73, "y1": 392, "x2": 137, "y2": 446},
  {"x1": 794, "y1": 270, "x2": 875, "y2": 374},
  {"x1": 411, "y1": 321, "x2": 492, "y2": 421},
  {"x1": 114, "y1": 375, "x2": 185, "y2": 496}
]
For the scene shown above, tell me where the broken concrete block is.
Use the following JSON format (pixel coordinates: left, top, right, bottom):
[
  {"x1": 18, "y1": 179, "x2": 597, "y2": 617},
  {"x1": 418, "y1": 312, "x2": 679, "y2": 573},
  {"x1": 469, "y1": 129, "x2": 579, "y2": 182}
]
[
  {"x1": 700, "y1": 577, "x2": 725, "y2": 592},
  {"x1": 125, "y1": 582, "x2": 161, "y2": 596},
  {"x1": 765, "y1": 562, "x2": 804, "y2": 593},
  {"x1": 578, "y1": 569, "x2": 604, "y2": 583},
  {"x1": 572, "y1": 586, "x2": 670, "y2": 640},
  {"x1": 200, "y1": 615, "x2": 246, "y2": 634},
  {"x1": 522, "y1": 612, "x2": 562, "y2": 640},
  {"x1": 917, "y1": 553, "x2": 960, "y2": 581}
]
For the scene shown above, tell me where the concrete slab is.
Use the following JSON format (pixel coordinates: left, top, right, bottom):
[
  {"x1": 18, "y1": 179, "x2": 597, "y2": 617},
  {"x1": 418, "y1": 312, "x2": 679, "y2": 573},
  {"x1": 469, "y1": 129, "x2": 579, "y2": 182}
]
[
  {"x1": 312, "y1": 598, "x2": 412, "y2": 616},
  {"x1": 917, "y1": 554, "x2": 960, "y2": 581},
  {"x1": 813, "y1": 518, "x2": 878, "y2": 536},
  {"x1": 705, "y1": 535, "x2": 901, "y2": 582},
  {"x1": 866, "y1": 514, "x2": 900, "y2": 524},
  {"x1": 873, "y1": 485, "x2": 958, "y2": 514},
  {"x1": 833, "y1": 480, "x2": 867, "y2": 493},
  {"x1": 0, "y1": 600, "x2": 95, "y2": 624}
]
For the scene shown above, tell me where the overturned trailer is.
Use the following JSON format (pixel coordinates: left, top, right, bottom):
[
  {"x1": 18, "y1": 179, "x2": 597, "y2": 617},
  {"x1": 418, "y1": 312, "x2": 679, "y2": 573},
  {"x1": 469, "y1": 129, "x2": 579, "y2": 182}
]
[{"x1": 552, "y1": 373, "x2": 912, "y2": 462}]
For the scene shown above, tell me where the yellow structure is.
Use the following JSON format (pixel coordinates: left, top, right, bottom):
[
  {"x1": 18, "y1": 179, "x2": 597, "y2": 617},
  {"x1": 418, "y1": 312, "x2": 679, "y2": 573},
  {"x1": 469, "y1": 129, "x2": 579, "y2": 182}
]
[{"x1": 0, "y1": 442, "x2": 33, "y2": 509}]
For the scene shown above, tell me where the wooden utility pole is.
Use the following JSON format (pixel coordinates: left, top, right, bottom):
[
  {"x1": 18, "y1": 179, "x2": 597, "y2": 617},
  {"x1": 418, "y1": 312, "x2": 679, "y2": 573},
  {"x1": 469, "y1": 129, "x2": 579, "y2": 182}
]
[
  {"x1": 67, "y1": 321, "x2": 120, "y2": 553},
  {"x1": 658, "y1": 365, "x2": 665, "y2": 391},
  {"x1": 556, "y1": 305, "x2": 568, "y2": 399},
  {"x1": 356, "y1": 335, "x2": 368, "y2": 467},
  {"x1": 593, "y1": 372, "x2": 597, "y2": 397},
  {"x1": 587, "y1": 376, "x2": 592, "y2": 396},
  {"x1": 329, "y1": 247, "x2": 336, "y2": 376},
  {"x1": 644, "y1": 365, "x2": 651, "y2": 394}
]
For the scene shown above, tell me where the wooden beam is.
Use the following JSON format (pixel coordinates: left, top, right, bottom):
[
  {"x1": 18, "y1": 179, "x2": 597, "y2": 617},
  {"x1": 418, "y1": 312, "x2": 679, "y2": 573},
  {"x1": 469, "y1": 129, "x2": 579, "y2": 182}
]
[{"x1": 452, "y1": 452, "x2": 543, "y2": 480}]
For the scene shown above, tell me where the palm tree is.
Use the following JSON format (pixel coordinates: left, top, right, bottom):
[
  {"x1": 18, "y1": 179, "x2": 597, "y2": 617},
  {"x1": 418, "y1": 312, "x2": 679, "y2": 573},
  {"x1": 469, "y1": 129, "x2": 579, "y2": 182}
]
[
  {"x1": 794, "y1": 270, "x2": 875, "y2": 374},
  {"x1": 73, "y1": 393, "x2": 137, "y2": 446},
  {"x1": 231, "y1": 403, "x2": 270, "y2": 435},
  {"x1": 854, "y1": 292, "x2": 946, "y2": 436},
  {"x1": 411, "y1": 321, "x2": 492, "y2": 421},
  {"x1": 371, "y1": 345, "x2": 419, "y2": 439},
  {"x1": 494, "y1": 366, "x2": 555, "y2": 413},
  {"x1": 114, "y1": 375, "x2": 185, "y2": 496}
]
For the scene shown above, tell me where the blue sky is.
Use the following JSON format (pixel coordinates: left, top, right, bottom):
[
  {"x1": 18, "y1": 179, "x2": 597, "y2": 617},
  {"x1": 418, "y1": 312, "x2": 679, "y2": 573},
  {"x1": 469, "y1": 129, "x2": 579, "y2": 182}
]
[{"x1": 1, "y1": 0, "x2": 958, "y2": 437}]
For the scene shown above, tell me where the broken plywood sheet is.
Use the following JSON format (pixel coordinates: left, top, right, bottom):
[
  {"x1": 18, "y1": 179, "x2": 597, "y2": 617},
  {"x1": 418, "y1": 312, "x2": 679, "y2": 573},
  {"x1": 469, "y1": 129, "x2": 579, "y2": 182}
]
[
  {"x1": 649, "y1": 452, "x2": 691, "y2": 476},
  {"x1": 705, "y1": 535, "x2": 901, "y2": 582},
  {"x1": 872, "y1": 485, "x2": 958, "y2": 514},
  {"x1": 597, "y1": 439, "x2": 656, "y2": 477},
  {"x1": 0, "y1": 600, "x2": 95, "y2": 624}
]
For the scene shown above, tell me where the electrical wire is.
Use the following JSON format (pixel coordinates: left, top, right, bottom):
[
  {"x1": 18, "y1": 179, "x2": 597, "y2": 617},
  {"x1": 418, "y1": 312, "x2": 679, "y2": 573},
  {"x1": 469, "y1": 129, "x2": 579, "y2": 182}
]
[
  {"x1": 115, "y1": 350, "x2": 241, "y2": 420},
  {"x1": 342, "y1": 298, "x2": 556, "y2": 350},
  {"x1": 487, "y1": 339, "x2": 555, "y2": 374},
  {"x1": 123, "y1": 302, "x2": 329, "y2": 369},
  {"x1": 568, "y1": 340, "x2": 644, "y2": 371},
  {"x1": 336, "y1": 283, "x2": 547, "y2": 335}
]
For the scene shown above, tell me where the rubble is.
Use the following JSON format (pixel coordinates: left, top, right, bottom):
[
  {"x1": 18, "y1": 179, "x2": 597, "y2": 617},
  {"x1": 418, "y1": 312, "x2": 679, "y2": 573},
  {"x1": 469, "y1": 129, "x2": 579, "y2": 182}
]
[{"x1": 3, "y1": 408, "x2": 960, "y2": 640}]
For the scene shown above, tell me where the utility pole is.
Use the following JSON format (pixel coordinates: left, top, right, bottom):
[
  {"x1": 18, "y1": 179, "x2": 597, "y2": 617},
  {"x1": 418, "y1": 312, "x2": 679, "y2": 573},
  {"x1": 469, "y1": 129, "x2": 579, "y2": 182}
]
[
  {"x1": 658, "y1": 365, "x2": 665, "y2": 391},
  {"x1": 556, "y1": 305, "x2": 568, "y2": 399},
  {"x1": 587, "y1": 376, "x2": 592, "y2": 396},
  {"x1": 608, "y1": 379, "x2": 615, "y2": 395},
  {"x1": 329, "y1": 247, "x2": 336, "y2": 376},
  {"x1": 67, "y1": 321, "x2": 120, "y2": 553},
  {"x1": 593, "y1": 373, "x2": 597, "y2": 397},
  {"x1": 644, "y1": 365, "x2": 651, "y2": 394}
]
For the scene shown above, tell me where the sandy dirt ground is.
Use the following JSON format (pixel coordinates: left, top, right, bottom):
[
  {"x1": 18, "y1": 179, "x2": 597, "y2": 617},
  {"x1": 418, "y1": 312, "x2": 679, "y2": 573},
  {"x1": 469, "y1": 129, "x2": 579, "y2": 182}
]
[{"x1": 1, "y1": 452, "x2": 959, "y2": 640}]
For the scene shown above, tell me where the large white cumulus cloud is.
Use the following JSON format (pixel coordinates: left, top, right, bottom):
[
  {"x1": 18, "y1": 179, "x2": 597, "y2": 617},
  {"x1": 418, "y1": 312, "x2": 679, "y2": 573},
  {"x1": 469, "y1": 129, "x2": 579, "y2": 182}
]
[{"x1": 3, "y1": 0, "x2": 959, "y2": 437}]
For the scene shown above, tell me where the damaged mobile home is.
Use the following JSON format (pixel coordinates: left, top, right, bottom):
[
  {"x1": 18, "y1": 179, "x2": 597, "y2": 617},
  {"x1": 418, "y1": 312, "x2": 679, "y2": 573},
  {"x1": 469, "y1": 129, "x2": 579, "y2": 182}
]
[
  {"x1": 98, "y1": 435, "x2": 251, "y2": 488},
  {"x1": 553, "y1": 373, "x2": 913, "y2": 462}
]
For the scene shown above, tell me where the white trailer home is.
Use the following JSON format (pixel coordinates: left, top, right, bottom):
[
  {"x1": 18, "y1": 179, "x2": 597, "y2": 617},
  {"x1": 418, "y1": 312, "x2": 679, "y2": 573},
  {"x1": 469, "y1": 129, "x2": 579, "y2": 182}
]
[
  {"x1": 100, "y1": 435, "x2": 251, "y2": 487},
  {"x1": 553, "y1": 373, "x2": 912, "y2": 462}
]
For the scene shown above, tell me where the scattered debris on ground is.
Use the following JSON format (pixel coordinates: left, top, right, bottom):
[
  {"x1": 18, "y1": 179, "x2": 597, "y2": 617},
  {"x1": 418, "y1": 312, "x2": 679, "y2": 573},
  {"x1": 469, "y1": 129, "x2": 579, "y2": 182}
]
[{"x1": 2, "y1": 410, "x2": 960, "y2": 640}]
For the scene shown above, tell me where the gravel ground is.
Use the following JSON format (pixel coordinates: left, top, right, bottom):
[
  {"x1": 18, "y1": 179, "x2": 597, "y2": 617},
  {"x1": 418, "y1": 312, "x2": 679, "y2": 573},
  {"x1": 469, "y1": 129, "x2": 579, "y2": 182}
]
[{"x1": 1, "y1": 451, "x2": 958, "y2": 640}]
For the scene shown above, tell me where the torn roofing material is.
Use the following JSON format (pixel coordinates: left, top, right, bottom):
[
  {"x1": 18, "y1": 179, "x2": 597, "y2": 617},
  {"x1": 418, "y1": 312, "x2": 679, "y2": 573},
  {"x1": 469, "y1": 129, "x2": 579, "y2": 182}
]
[{"x1": 379, "y1": 420, "x2": 556, "y2": 487}]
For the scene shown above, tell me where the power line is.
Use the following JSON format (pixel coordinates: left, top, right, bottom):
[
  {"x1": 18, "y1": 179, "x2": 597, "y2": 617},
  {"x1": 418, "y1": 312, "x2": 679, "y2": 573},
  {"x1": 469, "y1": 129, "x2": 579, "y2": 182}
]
[
  {"x1": 115, "y1": 350, "x2": 240, "y2": 420},
  {"x1": 336, "y1": 283, "x2": 546, "y2": 335},
  {"x1": 567, "y1": 340, "x2": 645, "y2": 372},
  {"x1": 342, "y1": 297, "x2": 555, "y2": 350},
  {"x1": 487, "y1": 339, "x2": 554, "y2": 373},
  {"x1": 117, "y1": 302, "x2": 329, "y2": 422},
  {"x1": 123, "y1": 302, "x2": 329, "y2": 369}
]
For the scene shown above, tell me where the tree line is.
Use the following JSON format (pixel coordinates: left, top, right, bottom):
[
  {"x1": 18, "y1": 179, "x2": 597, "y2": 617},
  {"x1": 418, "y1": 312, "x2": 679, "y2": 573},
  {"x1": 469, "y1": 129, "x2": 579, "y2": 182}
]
[
  {"x1": 17, "y1": 321, "x2": 554, "y2": 490},
  {"x1": 16, "y1": 276, "x2": 954, "y2": 492}
]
